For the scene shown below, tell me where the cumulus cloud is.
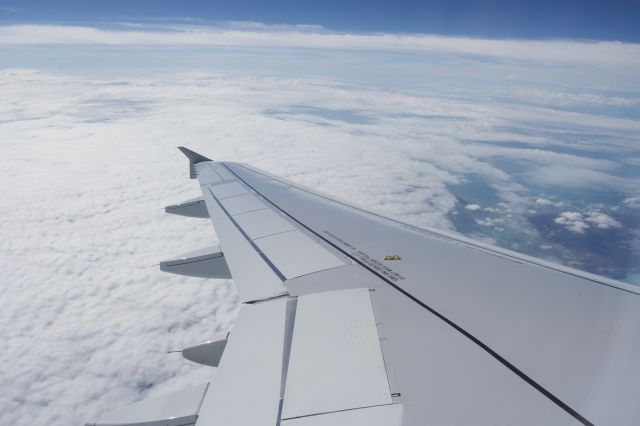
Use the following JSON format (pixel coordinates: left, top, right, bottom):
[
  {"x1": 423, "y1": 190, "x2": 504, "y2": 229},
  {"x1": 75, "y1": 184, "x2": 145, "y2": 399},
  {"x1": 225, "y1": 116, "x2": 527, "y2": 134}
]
[
  {"x1": 586, "y1": 211, "x2": 622, "y2": 230},
  {"x1": 536, "y1": 198, "x2": 554, "y2": 206},
  {"x1": 554, "y1": 211, "x2": 621, "y2": 233},
  {"x1": 465, "y1": 203, "x2": 481, "y2": 211},
  {"x1": 624, "y1": 195, "x2": 640, "y2": 208},
  {"x1": 555, "y1": 212, "x2": 590, "y2": 233},
  {"x1": 535, "y1": 198, "x2": 565, "y2": 208},
  {"x1": 1, "y1": 65, "x2": 638, "y2": 426}
]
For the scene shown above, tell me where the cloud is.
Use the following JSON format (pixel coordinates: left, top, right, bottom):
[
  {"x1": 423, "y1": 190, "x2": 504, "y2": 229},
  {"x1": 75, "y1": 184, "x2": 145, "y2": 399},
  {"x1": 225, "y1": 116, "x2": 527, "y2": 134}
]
[
  {"x1": 4, "y1": 21, "x2": 640, "y2": 97},
  {"x1": 554, "y1": 211, "x2": 621, "y2": 233},
  {"x1": 536, "y1": 198, "x2": 554, "y2": 206},
  {"x1": 555, "y1": 212, "x2": 589, "y2": 233},
  {"x1": 0, "y1": 22, "x2": 640, "y2": 69},
  {"x1": 586, "y1": 211, "x2": 622, "y2": 230},
  {"x1": 527, "y1": 166, "x2": 636, "y2": 191},
  {"x1": 624, "y1": 195, "x2": 640, "y2": 208},
  {"x1": 1, "y1": 67, "x2": 638, "y2": 426},
  {"x1": 465, "y1": 203, "x2": 481, "y2": 211}
]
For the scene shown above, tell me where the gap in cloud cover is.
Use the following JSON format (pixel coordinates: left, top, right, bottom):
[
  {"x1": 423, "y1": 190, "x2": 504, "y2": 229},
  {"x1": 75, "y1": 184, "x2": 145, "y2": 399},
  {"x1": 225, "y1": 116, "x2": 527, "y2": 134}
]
[{"x1": 1, "y1": 20, "x2": 640, "y2": 426}]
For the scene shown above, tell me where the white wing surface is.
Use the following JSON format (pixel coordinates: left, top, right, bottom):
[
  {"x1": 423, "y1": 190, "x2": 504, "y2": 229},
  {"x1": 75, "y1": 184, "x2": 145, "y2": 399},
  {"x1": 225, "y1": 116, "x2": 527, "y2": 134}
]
[{"x1": 89, "y1": 147, "x2": 640, "y2": 426}]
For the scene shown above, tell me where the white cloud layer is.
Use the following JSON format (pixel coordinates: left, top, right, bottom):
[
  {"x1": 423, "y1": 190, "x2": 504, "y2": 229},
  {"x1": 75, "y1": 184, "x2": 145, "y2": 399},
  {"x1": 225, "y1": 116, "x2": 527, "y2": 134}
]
[
  {"x1": 1, "y1": 22, "x2": 639, "y2": 68},
  {"x1": 1, "y1": 66, "x2": 638, "y2": 426}
]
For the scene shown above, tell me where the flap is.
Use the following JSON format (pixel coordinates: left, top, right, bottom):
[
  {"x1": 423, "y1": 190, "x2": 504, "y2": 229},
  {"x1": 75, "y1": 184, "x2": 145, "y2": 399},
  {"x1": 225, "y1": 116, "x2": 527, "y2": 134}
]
[
  {"x1": 282, "y1": 288, "x2": 392, "y2": 419},
  {"x1": 195, "y1": 299, "x2": 290, "y2": 426}
]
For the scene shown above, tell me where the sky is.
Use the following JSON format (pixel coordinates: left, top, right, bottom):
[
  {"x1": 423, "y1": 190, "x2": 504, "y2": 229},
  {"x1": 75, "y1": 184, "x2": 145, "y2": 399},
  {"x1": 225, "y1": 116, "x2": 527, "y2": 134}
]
[
  {"x1": 1, "y1": 2, "x2": 639, "y2": 426},
  {"x1": 2, "y1": 0, "x2": 640, "y2": 41}
]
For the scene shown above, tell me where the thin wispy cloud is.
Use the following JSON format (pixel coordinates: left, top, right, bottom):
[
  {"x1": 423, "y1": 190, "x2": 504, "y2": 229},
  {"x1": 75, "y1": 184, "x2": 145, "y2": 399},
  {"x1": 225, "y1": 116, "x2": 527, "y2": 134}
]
[{"x1": 1, "y1": 22, "x2": 639, "y2": 68}]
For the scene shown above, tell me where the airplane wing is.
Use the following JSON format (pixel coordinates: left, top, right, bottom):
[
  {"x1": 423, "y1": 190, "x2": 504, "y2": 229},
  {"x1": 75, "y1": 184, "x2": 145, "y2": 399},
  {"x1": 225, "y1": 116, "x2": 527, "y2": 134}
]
[{"x1": 89, "y1": 147, "x2": 640, "y2": 426}]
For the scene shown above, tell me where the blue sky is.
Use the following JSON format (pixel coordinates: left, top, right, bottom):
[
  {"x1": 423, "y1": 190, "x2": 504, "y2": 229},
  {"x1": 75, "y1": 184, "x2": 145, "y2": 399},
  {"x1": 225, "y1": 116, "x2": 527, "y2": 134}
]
[{"x1": 2, "y1": 0, "x2": 640, "y2": 41}]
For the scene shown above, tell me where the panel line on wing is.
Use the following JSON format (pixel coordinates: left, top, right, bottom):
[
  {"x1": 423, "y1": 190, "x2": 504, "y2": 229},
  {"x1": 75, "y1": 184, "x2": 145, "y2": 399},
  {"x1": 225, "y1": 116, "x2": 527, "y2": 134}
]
[
  {"x1": 252, "y1": 229, "x2": 297, "y2": 241},
  {"x1": 207, "y1": 186, "x2": 287, "y2": 282},
  {"x1": 368, "y1": 290, "x2": 396, "y2": 397},
  {"x1": 277, "y1": 297, "x2": 299, "y2": 426},
  {"x1": 195, "y1": 382, "x2": 211, "y2": 415},
  {"x1": 210, "y1": 181, "x2": 249, "y2": 199},
  {"x1": 281, "y1": 298, "x2": 298, "y2": 398},
  {"x1": 282, "y1": 402, "x2": 396, "y2": 421},
  {"x1": 230, "y1": 207, "x2": 270, "y2": 216}
]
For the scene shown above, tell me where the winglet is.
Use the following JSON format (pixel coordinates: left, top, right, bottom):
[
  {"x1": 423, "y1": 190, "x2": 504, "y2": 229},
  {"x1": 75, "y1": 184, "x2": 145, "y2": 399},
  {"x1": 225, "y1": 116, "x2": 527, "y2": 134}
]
[{"x1": 178, "y1": 147, "x2": 211, "y2": 179}]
